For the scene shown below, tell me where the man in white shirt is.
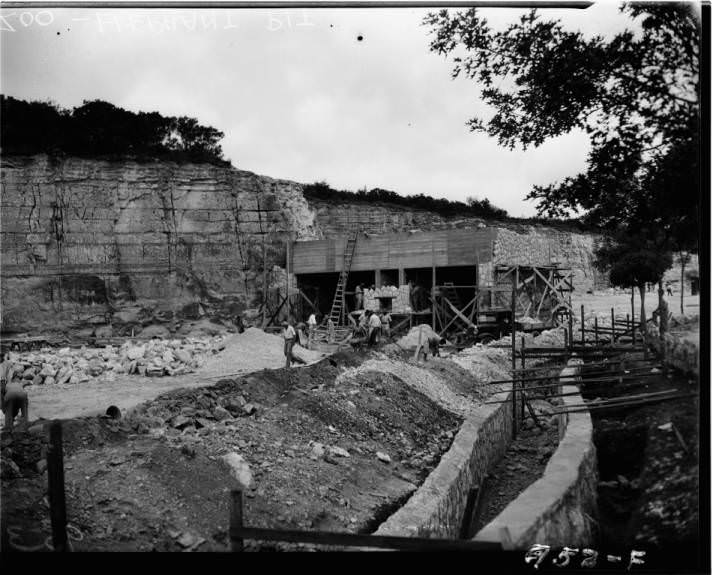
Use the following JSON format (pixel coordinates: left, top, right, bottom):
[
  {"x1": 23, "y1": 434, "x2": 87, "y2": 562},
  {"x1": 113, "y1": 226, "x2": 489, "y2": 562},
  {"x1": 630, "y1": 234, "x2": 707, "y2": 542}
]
[
  {"x1": 283, "y1": 321, "x2": 296, "y2": 368},
  {"x1": 307, "y1": 313, "x2": 318, "y2": 348},
  {"x1": 367, "y1": 311, "x2": 382, "y2": 346}
]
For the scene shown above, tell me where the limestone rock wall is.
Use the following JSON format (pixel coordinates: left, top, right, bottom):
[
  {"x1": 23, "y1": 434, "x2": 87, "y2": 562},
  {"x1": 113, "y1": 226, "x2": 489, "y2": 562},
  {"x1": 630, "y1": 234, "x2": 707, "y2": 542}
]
[
  {"x1": 0, "y1": 155, "x2": 319, "y2": 332},
  {"x1": 492, "y1": 226, "x2": 607, "y2": 292},
  {"x1": 1, "y1": 155, "x2": 604, "y2": 335}
]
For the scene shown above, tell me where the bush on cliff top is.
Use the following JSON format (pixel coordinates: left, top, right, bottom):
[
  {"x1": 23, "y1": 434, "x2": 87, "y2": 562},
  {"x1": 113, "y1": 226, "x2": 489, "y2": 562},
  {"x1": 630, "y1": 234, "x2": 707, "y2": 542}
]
[
  {"x1": 303, "y1": 181, "x2": 592, "y2": 231},
  {"x1": 0, "y1": 95, "x2": 228, "y2": 165}
]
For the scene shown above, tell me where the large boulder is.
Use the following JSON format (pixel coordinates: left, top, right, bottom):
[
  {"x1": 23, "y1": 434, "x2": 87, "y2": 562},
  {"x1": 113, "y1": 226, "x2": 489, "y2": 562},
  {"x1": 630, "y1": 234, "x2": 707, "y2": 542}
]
[
  {"x1": 126, "y1": 345, "x2": 146, "y2": 361},
  {"x1": 221, "y1": 453, "x2": 254, "y2": 490}
]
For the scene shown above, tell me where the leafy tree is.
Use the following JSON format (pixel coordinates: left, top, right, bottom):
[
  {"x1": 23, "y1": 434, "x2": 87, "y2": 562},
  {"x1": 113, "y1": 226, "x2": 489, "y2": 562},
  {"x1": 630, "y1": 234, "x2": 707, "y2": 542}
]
[
  {"x1": 425, "y1": 4, "x2": 700, "y2": 328},
  {"x1": 0, "y1": 95, "x2": 226, "y2": 164},
  {"x1": 594, "y1": 229, "x2": 673, "y2": 329}
]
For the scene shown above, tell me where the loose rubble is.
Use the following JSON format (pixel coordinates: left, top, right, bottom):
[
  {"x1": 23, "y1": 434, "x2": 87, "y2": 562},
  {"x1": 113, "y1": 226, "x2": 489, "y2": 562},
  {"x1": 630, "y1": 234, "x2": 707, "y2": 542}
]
[{"x1": 5, "y1": 335, "x2": 229, "y2": 386}]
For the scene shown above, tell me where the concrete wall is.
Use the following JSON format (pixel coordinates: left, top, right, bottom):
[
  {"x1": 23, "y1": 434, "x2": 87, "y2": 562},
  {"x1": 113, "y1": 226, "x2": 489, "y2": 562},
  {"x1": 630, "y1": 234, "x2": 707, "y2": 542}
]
[
  {"x1": 474, "y1": 360, "x2": 598, "y2": 549},
  {"x1": 375, "y1": 386, "x2": 513, "y2": 538}
]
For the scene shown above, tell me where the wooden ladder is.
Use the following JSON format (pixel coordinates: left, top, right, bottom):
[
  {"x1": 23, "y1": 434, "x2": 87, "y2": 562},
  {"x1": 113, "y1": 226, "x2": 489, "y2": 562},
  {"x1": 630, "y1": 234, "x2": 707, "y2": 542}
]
[{"x1": 326, "y1": 227, "x2": 359, "y2": 327}]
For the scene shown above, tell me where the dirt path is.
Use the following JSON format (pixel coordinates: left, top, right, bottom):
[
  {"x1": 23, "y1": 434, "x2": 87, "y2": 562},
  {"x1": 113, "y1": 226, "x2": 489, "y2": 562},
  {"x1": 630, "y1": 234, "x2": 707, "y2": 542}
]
[
  {"x1": 25, "y1": 371, "x2": 251, "y2": 421},
  {"x1": 25, "y1": 328, "x2": 328, "y2": 422}
]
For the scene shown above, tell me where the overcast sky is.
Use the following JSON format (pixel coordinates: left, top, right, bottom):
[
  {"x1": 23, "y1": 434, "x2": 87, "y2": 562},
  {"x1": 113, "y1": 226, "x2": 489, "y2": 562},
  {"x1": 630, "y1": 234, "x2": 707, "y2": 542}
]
[{"x1": 2, "y1": 2, "x2": 641, "y2": 217}]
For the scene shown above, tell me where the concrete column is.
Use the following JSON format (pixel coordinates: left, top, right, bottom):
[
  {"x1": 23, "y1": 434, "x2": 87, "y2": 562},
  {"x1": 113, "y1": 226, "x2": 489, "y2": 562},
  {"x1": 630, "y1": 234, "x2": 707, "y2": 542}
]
[{"x1": 375, "y1": 269, "x2": 382, "y2": 288}]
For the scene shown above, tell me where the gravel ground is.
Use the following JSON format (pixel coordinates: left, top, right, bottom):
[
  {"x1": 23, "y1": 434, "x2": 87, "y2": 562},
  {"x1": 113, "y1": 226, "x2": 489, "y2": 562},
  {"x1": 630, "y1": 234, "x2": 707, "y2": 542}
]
[{"x1": 197, "y1": 327, "x2": 325, "y2": 378}]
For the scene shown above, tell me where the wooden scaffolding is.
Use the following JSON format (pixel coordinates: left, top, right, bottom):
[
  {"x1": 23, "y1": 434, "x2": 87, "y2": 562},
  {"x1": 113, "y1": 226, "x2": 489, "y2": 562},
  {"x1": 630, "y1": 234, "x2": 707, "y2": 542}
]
[{"x1": 493, "y1": 264, "x2": 573, "y2": 324}]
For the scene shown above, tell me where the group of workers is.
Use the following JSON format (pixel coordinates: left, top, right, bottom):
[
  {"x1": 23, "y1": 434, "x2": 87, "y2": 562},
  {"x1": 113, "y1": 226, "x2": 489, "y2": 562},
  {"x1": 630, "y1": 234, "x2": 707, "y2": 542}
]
[
  {"x1": 355, "y1": 309, "x2": 391, "y2": 346},
  {"x1": 281, "y1": 305, "x2": 396, "y2": 367},
  {"x1": 1, "y1": 352, "x2": 29, "y2": 431}
]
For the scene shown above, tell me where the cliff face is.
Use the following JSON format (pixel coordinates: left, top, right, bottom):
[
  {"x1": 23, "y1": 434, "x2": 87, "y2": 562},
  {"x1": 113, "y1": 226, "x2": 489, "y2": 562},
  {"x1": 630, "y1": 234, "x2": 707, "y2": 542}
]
[
  {"x1": 1, "y1": 155, "x2": 604, "y2": 334},
  {"x1": 0, "y1": 156, "x2": 319, "y2": 332}
]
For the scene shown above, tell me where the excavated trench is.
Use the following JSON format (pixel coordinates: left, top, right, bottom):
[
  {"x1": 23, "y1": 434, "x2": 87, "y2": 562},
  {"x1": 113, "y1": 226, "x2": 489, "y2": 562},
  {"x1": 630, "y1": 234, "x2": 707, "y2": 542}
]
[{"x1": 581, "y1": 355, "x2": 700, "y2": 569}]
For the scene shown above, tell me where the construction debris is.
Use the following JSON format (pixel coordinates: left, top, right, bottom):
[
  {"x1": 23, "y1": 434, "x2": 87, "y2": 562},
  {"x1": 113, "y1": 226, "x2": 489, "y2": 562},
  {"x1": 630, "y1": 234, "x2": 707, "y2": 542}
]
[{"x1": 5, "y1": 335, "x2": 229, "y2": 385}]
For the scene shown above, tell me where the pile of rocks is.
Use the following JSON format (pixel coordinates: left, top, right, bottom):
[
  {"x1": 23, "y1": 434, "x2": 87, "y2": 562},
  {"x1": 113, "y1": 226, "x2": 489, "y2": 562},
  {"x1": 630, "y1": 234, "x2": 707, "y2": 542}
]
[{"x1": 8, "y1": 335, "x2": 229, "y2": 386}]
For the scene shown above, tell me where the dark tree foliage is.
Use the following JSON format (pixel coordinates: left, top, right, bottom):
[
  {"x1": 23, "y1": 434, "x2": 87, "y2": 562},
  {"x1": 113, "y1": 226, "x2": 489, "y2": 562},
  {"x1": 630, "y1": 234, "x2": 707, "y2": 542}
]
[
  {"x1": 303, "y1": 180, "x2": 511, "y2": 220},
  {"x1": 1, "y1": 95, "x2": 227, "y2": 164},
  {"x1": 424, "y1": 4, "x2": 700, "y2": 249},
  {"x1": 594, "y1": 228, "x2": 673, "y2": 326}
]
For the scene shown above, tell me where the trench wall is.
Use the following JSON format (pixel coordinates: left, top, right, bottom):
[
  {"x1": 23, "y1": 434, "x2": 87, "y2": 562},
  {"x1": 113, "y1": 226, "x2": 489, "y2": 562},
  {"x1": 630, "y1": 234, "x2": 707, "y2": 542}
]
[
  {"x1": 474, "y1": 360, "x2": 598, "y2": 549},
  {"x1": 374, "y1": 385, "x2": 513, "y2": 538},
  {"x1": 646, "y1": 324, "x2": 700, "y2": 377}
]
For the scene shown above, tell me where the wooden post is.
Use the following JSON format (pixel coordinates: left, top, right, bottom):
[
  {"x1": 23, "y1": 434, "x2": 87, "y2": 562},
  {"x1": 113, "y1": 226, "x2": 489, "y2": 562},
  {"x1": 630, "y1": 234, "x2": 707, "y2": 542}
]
[
  {"x1": 520, "y1": 335, "x2": 526, "y2": 422},
  {"x1": 564, "y1": 327, "x2": 569, "y2": 348},
  {"x1": 611, "y1": 308, "x2": 616, "y2": 343},
  {"x1": 594, "y1": 317, "x2": 599, "y2": 345},
  {"x1": 285, "y1": 237, "x2": 291, "y2": 324},
  {"x1": 631, "y1": 287, "x2": 636, "y2": 345},
  {"x1": 47, "y1": 421, "x2": 68, "y2": 552},
  {"x1": 511, "y1": 282, "x2": 517, "y2": 439},
  {"x1": 568, "y1": 307, "x2": 573, "y2": 350},
  {"x1": 431, "y1": 241, "x2": 436, "y2": 331},
  {"x1": 230, "y1": 490, "x2": 244, "y2": 552},
  {"x1": 262, "y1": 234, "x2": 268, "y2": 328},
  {"x1": 580, "y1": 304, "x2": 585, "y2": 346},
  {"x1": 626, "y1": 313, "x2": 630, "y2": 339}
]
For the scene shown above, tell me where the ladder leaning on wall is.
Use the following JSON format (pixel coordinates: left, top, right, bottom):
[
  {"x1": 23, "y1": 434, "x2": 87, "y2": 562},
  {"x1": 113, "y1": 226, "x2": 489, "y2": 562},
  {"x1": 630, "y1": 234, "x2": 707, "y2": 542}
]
[{"x1": 326, "y1": 226, "x2": 360, "y2": 327}]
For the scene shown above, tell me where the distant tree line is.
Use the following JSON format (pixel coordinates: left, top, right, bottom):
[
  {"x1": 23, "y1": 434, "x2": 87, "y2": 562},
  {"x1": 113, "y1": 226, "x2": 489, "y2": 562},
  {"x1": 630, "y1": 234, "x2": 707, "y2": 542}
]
[
  {"x1": 0, "y1": 95, "x2": 227, "y2": 165},
  {"x1": 303, "y1": 181, "x2": 511, "y2": 220},
  {"x1": 303, "y1": 180, "x2": 594, "y2": 230}
]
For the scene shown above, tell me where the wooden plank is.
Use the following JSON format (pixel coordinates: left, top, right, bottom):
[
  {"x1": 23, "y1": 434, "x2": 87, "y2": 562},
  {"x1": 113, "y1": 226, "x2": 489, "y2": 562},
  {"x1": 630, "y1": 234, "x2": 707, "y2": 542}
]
[
  {"x1": 48, "y1": 421, "x2": 69, "y2": 552},
  {"x1": 292, "y1": 229, "x2": 496, "y2": 274},
  {"x1": 232, "y1": 526, "x2": 502, "y2": 551}
]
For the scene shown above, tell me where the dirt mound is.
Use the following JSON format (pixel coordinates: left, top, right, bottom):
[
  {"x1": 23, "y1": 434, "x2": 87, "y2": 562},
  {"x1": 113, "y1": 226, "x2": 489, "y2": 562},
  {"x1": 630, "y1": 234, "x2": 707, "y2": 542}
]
[
  {"x1": 197, "y1": 327, "x2": 324, "y2": 378},
  {"x1": 336, "y1": 355, "x2": 478, "y2": 417},
  {"x1": 396, "y1": 325, "x2": 442, "y2": 350}
]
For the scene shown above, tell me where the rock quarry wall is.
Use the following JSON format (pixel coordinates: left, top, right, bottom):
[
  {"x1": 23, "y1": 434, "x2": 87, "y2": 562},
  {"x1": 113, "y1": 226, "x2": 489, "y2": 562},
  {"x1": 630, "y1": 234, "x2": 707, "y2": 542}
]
[
  {"x1": 1, "y1": 155, "x2": 603, "y2": 334},
  {"x1": 0, "y1": 155, "x2": 319, "y2": 333}
]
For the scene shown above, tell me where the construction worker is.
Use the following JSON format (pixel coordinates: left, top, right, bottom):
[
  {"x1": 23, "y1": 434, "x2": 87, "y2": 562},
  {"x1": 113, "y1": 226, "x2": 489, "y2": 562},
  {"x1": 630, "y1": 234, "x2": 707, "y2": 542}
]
[
  {"x1": 2, "y1": 357, "x2": 28, "y2": 430},
  {"x1": 381, "y1": 311, "x2": 392, "y2": 339},
  {"x1": 354, "y1": 284, "x2": 364, "y2": 310},
  {"x1": 367, "y1": 310, "x2": 382, "y2": 346},
  {"x1": 423, "y1": 335, "x2": 445, "y2": 361},
  {"x1": 282, "y1": 320, "x2": 296, "y2": 368},
  {"x1": 1, "y1": 352, "x2": 15, "y2": 397},
  {"x1": 357, "y1": 310, "x2": 369, "y2": 336},
  {"x1": 296, "y1": 322, "x2": 309, "y2": 347},
  {"x1": 307, "y1": 312, "x2": 318, "y2": 348}
]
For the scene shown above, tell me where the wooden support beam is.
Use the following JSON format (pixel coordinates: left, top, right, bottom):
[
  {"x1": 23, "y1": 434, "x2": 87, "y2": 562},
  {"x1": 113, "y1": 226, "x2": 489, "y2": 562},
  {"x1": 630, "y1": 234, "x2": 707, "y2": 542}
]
[{"x1": 48, "y1": 421, "x2": 68, "y2": 552}]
